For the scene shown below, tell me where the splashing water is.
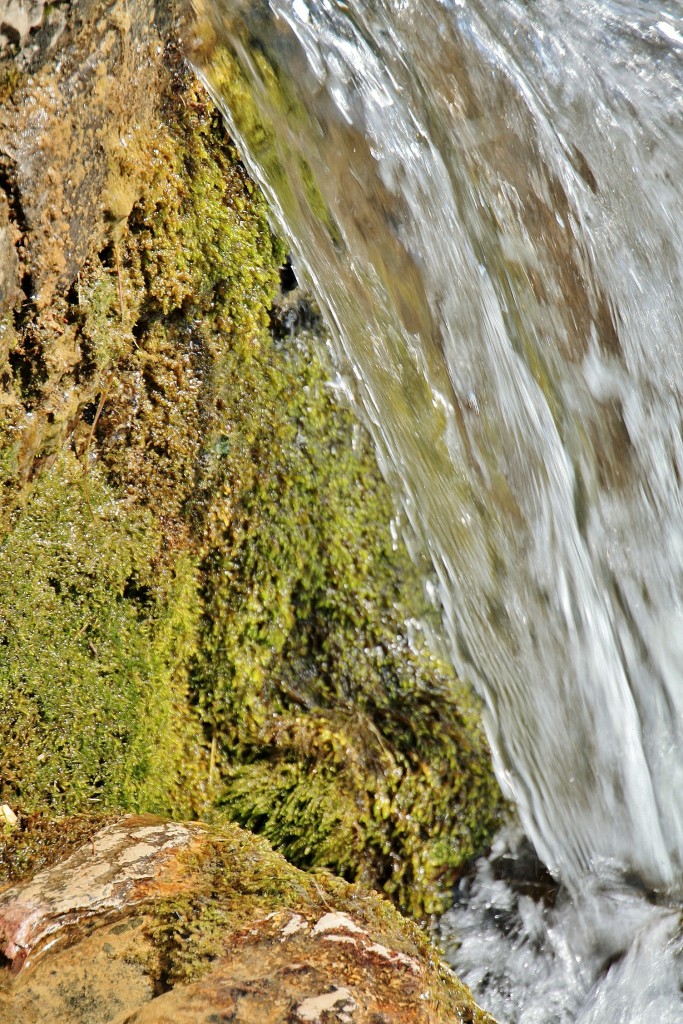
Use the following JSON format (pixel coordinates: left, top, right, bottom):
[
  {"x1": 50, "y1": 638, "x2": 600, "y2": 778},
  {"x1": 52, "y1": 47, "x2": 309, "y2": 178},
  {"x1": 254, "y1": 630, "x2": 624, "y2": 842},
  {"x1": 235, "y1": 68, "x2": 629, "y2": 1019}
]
[
  {"x1": 438, "y1": 824, "x2": 683, "y2": 1022},
  {"x1": 188, "y1": 0, "x2": 683, "y2": 1017}
]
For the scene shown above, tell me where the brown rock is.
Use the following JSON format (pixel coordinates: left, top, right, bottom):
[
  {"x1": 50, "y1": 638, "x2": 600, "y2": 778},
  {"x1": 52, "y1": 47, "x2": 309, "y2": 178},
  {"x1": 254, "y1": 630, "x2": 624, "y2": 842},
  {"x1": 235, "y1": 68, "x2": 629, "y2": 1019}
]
[
  {"x1": 0, "y1": 815, "x2": 203, "y2": 969},
  {"x1": 0, "y1": 0, "x2": 183, "y2": 315},
  {"x1": 124, "y1": 908, "x2": 482, "y2": 1024},
  {"x1": 0, "y1": 0, "x2": 194, "y2": 504},
  {"x1": 0, "y1": 816, "x2": 497, "y2": 1024}
]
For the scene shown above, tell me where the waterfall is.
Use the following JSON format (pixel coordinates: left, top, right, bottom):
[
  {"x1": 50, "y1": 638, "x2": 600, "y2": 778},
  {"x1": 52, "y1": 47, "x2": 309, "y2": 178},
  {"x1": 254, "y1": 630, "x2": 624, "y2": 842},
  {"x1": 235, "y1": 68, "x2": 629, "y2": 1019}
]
[{"x1": 188, "y1": 0, "x2": 683, "y2": 1018}]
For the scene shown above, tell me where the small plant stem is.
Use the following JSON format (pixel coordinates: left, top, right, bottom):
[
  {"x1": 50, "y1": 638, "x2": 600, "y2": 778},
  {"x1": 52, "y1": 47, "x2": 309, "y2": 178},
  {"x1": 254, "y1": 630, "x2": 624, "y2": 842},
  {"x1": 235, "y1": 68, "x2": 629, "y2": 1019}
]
[{"x1": 82, "y1": 372, "x2": 114, "y2": 519}]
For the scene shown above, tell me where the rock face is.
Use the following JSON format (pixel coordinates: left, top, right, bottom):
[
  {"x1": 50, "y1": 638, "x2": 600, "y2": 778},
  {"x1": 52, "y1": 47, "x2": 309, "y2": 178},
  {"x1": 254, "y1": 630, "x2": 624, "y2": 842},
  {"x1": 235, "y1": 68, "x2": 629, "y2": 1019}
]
[
  {"x1": 0, "y1": 0, "x2": 174, "y2": 312},
  {"x1": 0, "y1": 2, "x2": 504, "y2": 1019},
  {"x1": 1, "y1": 0, "x2": 501, "y2": 976},
  {"x1": 0, "y1": 0, "x2": 503, "y2": 925},
  {"x1": 0, "y1": 816, "x2": 497, "y2": 1024}
]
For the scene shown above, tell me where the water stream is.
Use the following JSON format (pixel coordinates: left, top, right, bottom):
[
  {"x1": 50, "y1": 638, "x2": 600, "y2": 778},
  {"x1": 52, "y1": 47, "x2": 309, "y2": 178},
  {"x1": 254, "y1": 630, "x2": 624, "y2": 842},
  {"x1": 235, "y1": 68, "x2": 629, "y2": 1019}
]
[{"x1": 188, "y1": 0, "x2": 683, "y2": 1018}]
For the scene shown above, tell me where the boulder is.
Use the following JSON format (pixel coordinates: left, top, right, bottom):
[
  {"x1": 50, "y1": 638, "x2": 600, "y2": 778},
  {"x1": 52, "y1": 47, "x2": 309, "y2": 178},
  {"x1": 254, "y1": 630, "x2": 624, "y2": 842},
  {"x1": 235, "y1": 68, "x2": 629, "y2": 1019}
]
[{"x1": 0, "y1": 815, "x2": 496, "y2": 1024}]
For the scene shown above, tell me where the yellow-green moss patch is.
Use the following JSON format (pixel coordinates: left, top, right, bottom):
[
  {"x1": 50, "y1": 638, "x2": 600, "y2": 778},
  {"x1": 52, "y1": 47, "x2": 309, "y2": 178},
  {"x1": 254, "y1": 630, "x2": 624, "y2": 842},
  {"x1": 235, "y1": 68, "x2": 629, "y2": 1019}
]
[
  {"x1": 0, "y1": 451, "x2": 206, "y2": 819},
  {"x1": 192, "y1": 329, "x2": 503, "y2": 918}
]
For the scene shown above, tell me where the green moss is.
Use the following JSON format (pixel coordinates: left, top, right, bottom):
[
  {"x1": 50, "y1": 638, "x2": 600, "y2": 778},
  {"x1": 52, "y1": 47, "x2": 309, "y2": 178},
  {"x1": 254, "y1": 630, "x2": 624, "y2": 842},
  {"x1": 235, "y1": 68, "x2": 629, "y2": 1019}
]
[
  {"x1": 191, "y1": 329, "x2": 503, "y2": 918},
  {"x1": 78, "y1": 270, "x2": 133, "y2": 374},
  {"x1": 0, "y1": 450, "x2": 206, "y2": 819},
  {"x1": 89, "y1": 69, "x2": 284, "y2": 539},
  {"x1": 207, "y1": 43, "x2": 297, "y2": 206},
  {"x1": 0, "y1": 61, "x2": 25, "y2": 104},
  {"x1": 203, "y1": 40, "x2": 346, "y2": 250}
]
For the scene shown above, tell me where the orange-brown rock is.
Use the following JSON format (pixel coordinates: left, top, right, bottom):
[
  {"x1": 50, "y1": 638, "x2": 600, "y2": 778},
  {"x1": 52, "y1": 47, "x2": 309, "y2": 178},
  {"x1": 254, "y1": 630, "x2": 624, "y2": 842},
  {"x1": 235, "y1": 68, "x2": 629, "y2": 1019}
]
[
  {"x1": 0, "y1": 0, "x2": 174, "y2": 314},
  {"x1": 0, "y1": 815, "x2": 202, "y2": 969},
  {"x1": 123, "y1": 907, "x2": 485, "y2": 1024},
  {"x1": 0, "y1": 816, "x2": 497, "y2": 1024}
]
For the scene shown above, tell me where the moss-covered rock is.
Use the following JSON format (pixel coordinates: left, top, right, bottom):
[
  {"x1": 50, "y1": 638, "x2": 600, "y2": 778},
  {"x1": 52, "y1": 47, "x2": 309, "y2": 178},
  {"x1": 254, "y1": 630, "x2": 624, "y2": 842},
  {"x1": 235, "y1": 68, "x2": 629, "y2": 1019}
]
[
  {"x1": 0, "y1": 815, "x2": 498, "y2": 1024},
  {"x1": 191, "y1": 326, "x2": 502, "y2": 916},
  {"x1": 0, "y1": 811, "x2": 117, "y2": 888},
  {"x1": 0, "y1": 0, "x2": 502, "y2": 922}
]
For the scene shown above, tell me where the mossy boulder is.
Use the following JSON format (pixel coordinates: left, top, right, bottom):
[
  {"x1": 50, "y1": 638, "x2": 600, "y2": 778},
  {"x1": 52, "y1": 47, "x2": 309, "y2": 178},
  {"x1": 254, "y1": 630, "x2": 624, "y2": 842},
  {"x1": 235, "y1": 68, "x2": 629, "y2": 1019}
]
[
  {"x1": 0, "y1": 0, "x2": 503, "y2": 922},
  {"x1": 0, "y1": 815, "x2": 498, "y2": 1024}
]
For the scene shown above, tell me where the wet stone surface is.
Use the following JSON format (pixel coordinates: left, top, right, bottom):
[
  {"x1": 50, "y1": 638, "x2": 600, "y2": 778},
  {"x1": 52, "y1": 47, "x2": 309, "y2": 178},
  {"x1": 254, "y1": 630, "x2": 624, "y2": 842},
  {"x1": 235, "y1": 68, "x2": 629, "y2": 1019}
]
[
  {"x1": 0, "y1": 815, "x2": 201, "y2": 968},
  {"x1": 0, "y1": 816, "x2": 496, "y2": 1024}
]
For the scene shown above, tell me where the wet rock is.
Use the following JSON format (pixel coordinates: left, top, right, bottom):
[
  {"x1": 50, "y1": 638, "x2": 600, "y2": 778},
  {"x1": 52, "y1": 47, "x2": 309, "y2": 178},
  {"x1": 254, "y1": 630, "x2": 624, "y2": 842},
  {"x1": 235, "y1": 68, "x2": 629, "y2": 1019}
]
[
  {"x1": 0, "y1": 0, "x2": 173, "y2": 313},
  {"x1": 0, "y1": 816, "x2": 497, "y2": 1024},
  {"x1": 0, "y1": 0, "x2": 501, "y2": 958},
  {"x1": 0, "y1": 815, "x2": 202, "y2": 968},
  {"x1": 122, "y1": 911, "x2": 475, "y2": 1024},
  {"x1": 0, "y1": 1, "x2": 48, "y2": 58},
  {"x1": 0, "y1": 914, "x2": 157, "y2": 1024}
]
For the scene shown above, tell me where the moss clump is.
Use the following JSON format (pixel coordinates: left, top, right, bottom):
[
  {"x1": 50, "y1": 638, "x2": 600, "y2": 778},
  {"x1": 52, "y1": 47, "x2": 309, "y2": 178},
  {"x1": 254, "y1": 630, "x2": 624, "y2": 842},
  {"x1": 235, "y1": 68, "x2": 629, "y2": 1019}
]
[
  {"x1": 75, "y1": 64, "x2": 284, "y2": 542},
  {"x1": 0, "y1": 450, "x2": 206, "y2": 819},
  {"x1": 192, "y1": 328, "x2": 503, "y2": 918}
]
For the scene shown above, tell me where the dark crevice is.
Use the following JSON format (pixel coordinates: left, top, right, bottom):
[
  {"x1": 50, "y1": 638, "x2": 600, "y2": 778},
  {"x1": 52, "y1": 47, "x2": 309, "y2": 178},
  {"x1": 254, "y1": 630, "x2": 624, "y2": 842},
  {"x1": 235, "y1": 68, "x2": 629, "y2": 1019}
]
[
  {"x1": 142, "y1": 368, "x2": 164, "y2": 398},
  {"x1": 65, "y1": 278, "x2": 80, "y2": 308},
  {"x1": 7, "y1": 347, "x2": 32, "y2": 397},
  {"x1": 0, "y1": 156, "x2": 47, "y2": 404},
  {"x1": 0, "y1": 155, "x2": 26, "y2": 236},
  {"x1": 270, "y1": 293, "x2": 322, "y2": 341},
  {"x1": 81, "y1": 401, "x2": 98, "y2": 426},
  {"x1": 131, "y1": 318, "x2": 145, "y2": 343},
  {"x1": 7, "y1": 332, "x2": 47, "y2": 405},
  {"x1": 98, "y1": 241, "x2": 115, "y2": 269},
  {"x1": 279, "y1": 255, "x2": 298, "y2": 293},
  {"x1": 122, "y1": 578, "x2": 152, "y2": 607}
]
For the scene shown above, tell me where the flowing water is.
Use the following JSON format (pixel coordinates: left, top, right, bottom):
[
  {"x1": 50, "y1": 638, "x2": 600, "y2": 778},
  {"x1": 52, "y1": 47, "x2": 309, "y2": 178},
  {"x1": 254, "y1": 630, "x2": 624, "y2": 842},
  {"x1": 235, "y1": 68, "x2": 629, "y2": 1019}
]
[{"x1": 188, "y1": 0, "x2": 683, "y2": 1018}]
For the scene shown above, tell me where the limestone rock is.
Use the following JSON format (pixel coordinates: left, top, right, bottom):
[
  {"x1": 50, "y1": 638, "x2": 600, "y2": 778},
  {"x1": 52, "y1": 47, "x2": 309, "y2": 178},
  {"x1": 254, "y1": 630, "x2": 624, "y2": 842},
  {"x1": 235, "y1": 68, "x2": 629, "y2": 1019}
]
[
  {"x1": 121, "y1": 912, "x2": 478, "y2": 1024},
  {"x1": 0, "y1": 190, "x2": 20, "y2": 310},
  {"x1": 0, "y1": 815, "x2": 202, "y2": 968}
]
